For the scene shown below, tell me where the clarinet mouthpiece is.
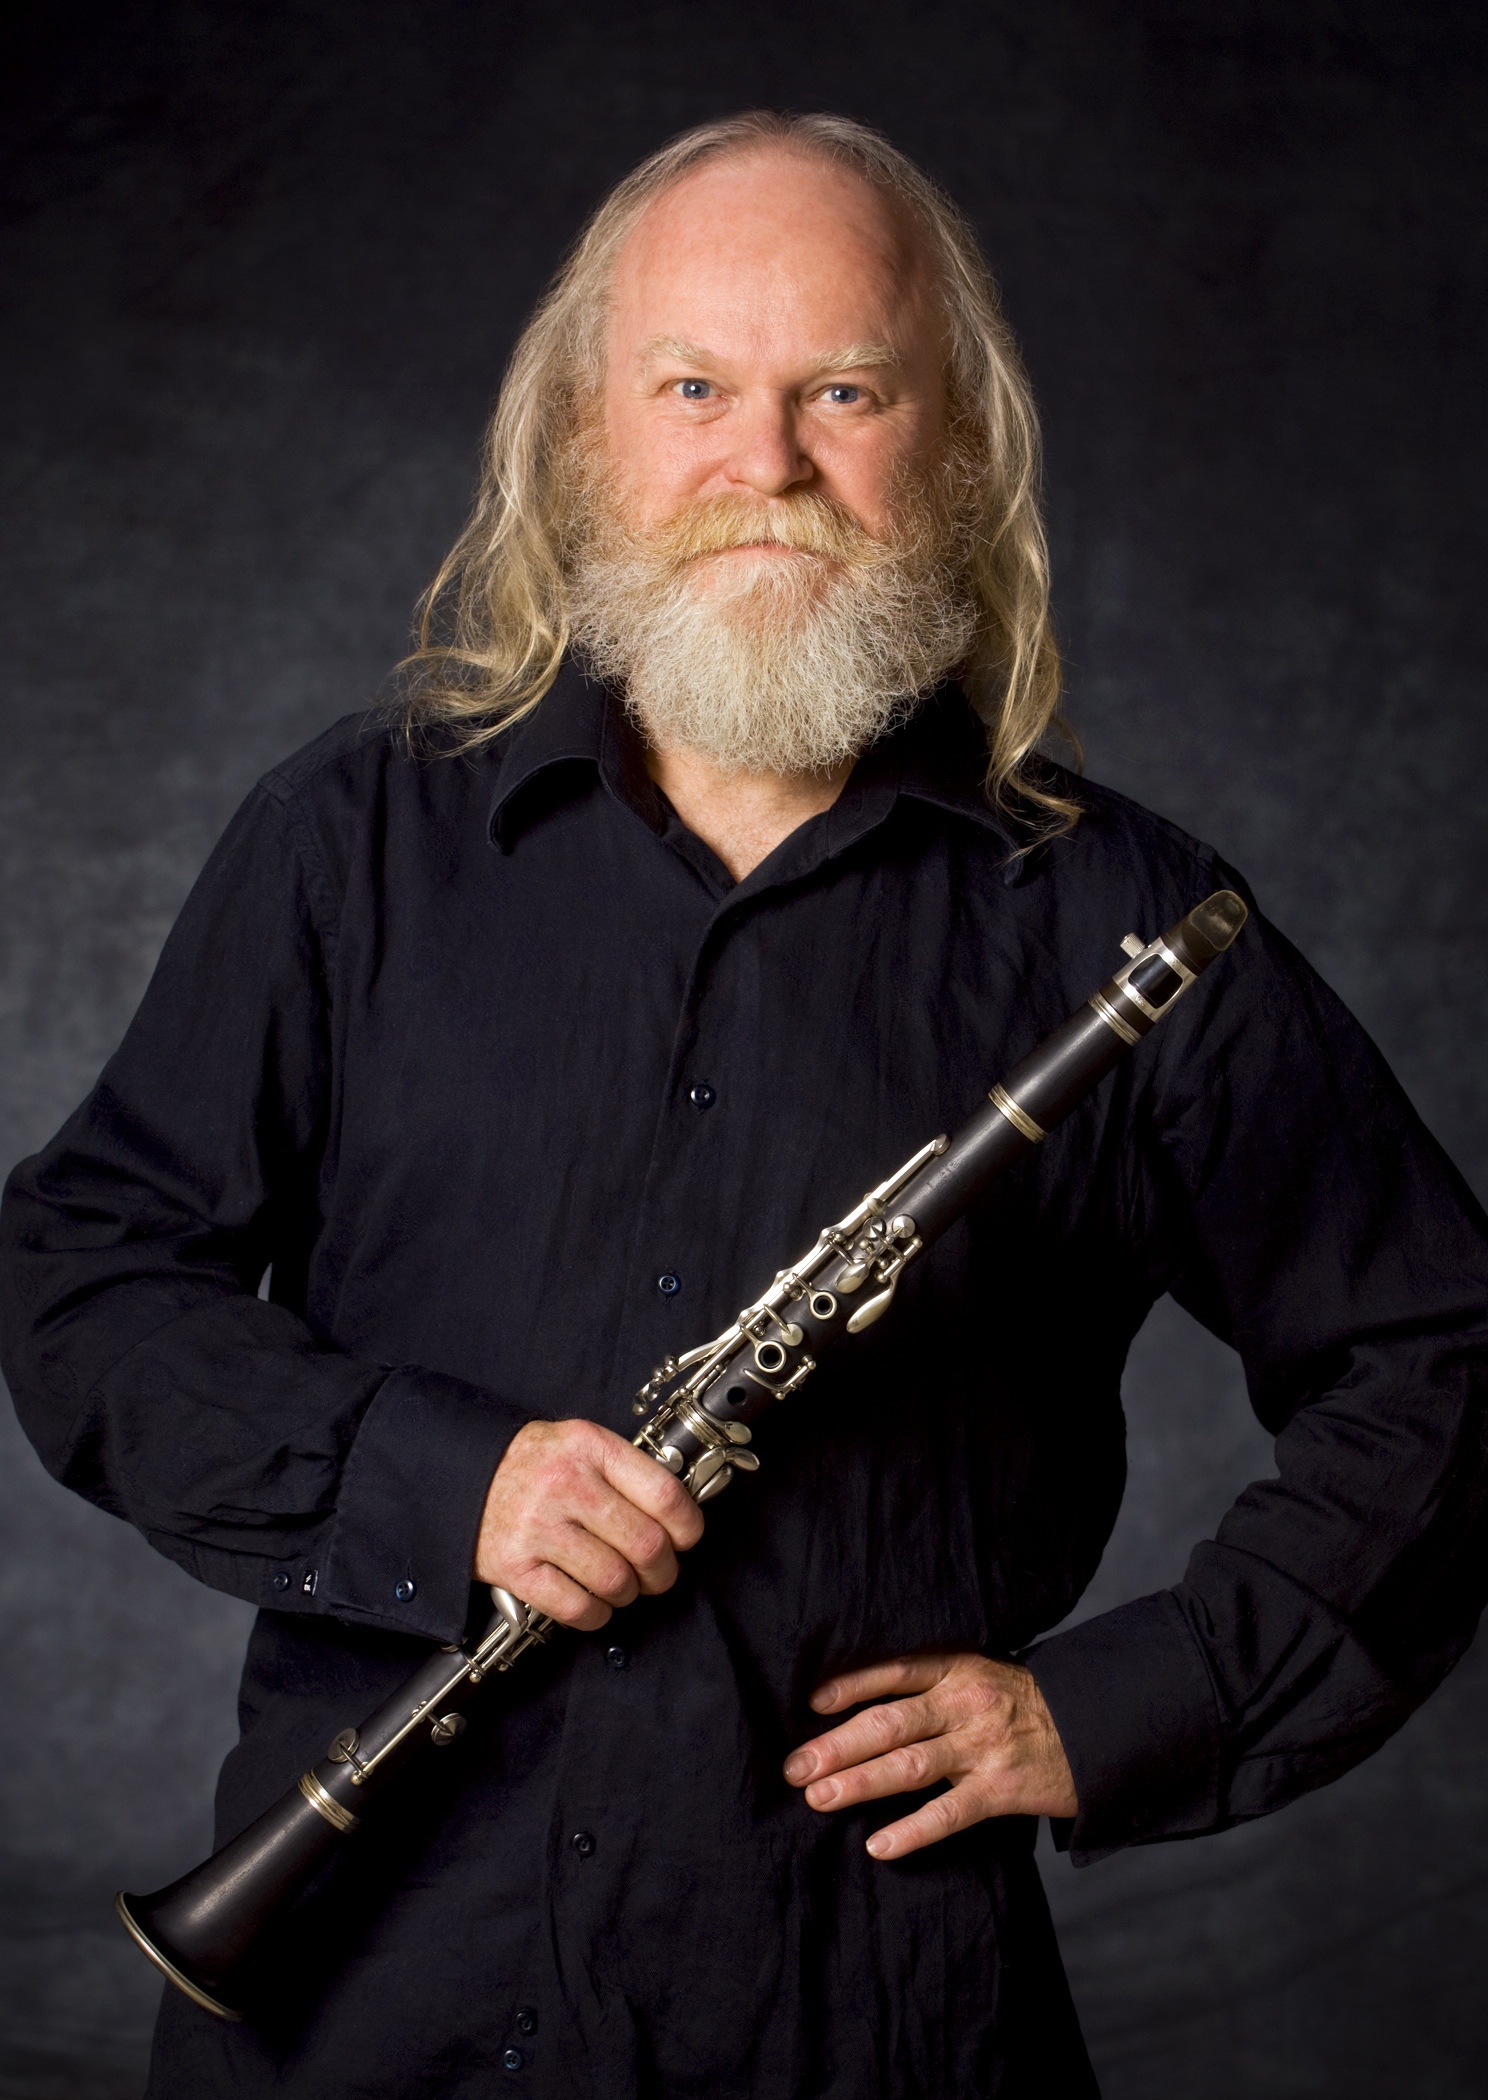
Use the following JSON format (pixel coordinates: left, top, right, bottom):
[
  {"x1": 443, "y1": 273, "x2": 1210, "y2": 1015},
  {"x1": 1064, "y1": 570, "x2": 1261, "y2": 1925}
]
[{"x1": 1175, "y1": 889, "x2": 1248, "y2": 965}]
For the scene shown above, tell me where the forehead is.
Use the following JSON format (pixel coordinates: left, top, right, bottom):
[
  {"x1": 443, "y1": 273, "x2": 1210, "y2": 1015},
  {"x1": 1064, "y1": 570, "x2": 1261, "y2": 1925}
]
[{"x1": 608, "y1": 150, "x2": 939, "y2": 368}]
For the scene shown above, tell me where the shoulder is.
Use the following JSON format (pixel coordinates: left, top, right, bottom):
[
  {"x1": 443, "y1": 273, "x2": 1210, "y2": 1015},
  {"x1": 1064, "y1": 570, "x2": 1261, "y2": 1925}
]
[
  {"x1": 1011, "y1": 763, "x2": 1238, "y2": 932},
  {"x1": 251, "y1": 704, "x2": 498, "y2": 852},
  {"x1": 213, "y1": 707, "x2": 500, "y2": 944},
  {"x1": 257, "y1": 707, "x2": 411, "y2": 808},
  {"x1": 1057, "y1": 768, "x2": 1221, "y2": 884},
  {"x1": 257, "y1": 704, "x2": 505, "y2": 801}
]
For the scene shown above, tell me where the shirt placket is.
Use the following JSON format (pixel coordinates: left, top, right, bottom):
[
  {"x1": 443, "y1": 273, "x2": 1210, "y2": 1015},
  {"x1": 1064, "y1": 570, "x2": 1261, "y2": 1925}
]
[{"x1": 514, "y1": 889, "x2": 770, "y2": 2084}]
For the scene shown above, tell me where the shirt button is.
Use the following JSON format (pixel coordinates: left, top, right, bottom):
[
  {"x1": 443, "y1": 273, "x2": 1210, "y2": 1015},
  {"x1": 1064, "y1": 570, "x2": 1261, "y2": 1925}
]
[
  {"x1": 605, "y1": 1645, "x2": 628, "y2": 1671},
  {"x1": 689, "y1": 1083, "x2": 717, "y2": 1110},
  {"x1": 657, "y1": 1273, "x2": 681, "y2": 1297},
  {"x1": 515, "y1": 2007, "x2": 538, "y2": 2036},
  {"x1": 394, "y1": 1578, "x2": 417, "y2": 1602},
  {"x1": 571, "y1": 1830, "x2": 597, "y2": 1859},
  {"x1": 502, "y1": 2046, "x2": 525, "y2": 2071},
  {"x1": 271, "y1": 1572, "x2": 291, "y2": 1593}
]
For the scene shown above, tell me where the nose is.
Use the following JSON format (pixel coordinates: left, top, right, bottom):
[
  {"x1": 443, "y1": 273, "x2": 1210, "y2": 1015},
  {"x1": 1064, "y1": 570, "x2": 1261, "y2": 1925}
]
[{"x1": 722, "y1": 392, "x2": 813, "y2": 499}]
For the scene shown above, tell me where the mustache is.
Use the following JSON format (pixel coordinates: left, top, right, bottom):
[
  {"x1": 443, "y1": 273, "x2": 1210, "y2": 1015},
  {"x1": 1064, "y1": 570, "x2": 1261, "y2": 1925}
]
[{"x1": 637, "y1": 492, "x2": 892, "y2": 571}]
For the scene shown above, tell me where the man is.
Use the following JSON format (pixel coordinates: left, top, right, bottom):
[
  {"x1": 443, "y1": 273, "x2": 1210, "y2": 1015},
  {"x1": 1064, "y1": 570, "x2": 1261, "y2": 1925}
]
[{"x1": 3, "y1": 112, "x2": 1485, "y2": 2098}]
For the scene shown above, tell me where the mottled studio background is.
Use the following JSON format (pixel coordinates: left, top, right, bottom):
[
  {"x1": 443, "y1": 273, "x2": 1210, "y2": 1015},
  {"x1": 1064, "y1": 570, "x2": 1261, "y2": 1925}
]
[{"x1": 1, "y1": 2, "x2": 1485, "y2": 2094}]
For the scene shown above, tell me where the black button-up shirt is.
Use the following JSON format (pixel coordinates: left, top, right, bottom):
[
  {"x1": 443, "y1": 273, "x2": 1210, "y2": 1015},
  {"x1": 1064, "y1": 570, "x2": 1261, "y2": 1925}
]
[{"x1": 4, "y1": 666, "x2": 1486, "y2": 2097}]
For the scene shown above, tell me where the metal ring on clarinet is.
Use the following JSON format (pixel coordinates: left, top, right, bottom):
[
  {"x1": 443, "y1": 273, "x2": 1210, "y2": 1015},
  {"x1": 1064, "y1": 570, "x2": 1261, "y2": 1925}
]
[
  {"x1": 988, "y1": 1084, "x2": 1048, "y2": 1144},
  {"x1": 298, "y1": 1772, "x2": 360, "y2": 1833}
]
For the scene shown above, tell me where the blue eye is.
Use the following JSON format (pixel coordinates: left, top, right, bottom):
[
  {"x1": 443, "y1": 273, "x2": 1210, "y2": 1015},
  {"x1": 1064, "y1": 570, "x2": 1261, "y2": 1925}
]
[
  {"x1": 677, "y1": 379, "x2": 712, "y2": 399},
  {"x1": 826, "y1": 385, "x2": 861, "y2": 404}
]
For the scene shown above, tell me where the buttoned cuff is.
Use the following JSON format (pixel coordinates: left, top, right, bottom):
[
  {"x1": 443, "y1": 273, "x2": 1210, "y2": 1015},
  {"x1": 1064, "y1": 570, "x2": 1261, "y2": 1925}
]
[
  {"x1": 1022, "y1": 1591, "x2": 1223, "y2": 1864},
  {"x1": 319, "y1": 1367, "x2": 534, "y2": 1643}
]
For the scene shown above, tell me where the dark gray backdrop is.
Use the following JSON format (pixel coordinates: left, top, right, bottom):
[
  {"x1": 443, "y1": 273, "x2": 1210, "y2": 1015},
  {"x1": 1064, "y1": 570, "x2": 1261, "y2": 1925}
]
[{"x1": 2, "y1": 2, "x2": 1485, "y2": 2094}]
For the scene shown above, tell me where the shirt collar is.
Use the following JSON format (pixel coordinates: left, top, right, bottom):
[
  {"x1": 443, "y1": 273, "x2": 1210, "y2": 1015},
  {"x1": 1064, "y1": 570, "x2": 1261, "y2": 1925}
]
[
  {"x1": 877, "y1": 682, "x2": 1014, "y2": 839},
  {"x1": 486, "y1": 661, "x2": 610, "y2": 848},
  {"x1": 487, "y1": 659, "x2": 1028, "y2": 870}
]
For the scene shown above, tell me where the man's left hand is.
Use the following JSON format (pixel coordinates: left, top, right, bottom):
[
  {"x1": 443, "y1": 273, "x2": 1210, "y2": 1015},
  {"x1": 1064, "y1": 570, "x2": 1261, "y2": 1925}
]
[{"x1": 782, "y1": 1652, "x2": 1078, "y2": 1860}]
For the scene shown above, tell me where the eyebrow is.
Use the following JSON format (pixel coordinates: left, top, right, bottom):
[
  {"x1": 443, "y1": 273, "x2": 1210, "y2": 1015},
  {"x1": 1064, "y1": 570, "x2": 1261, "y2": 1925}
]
[{"x1": 638, "y1": 336, "x2": 902, "y2": 375}]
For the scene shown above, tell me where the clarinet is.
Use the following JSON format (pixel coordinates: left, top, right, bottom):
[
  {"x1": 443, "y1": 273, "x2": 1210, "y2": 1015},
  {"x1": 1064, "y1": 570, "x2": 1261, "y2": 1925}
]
[{"x1": 117, "y1": 889, "x2": 1247, "y2": 2019}]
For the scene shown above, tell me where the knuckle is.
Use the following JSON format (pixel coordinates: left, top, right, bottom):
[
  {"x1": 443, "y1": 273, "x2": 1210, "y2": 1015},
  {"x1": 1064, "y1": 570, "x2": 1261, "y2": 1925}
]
[
  {"x1": 897, "y1": 1742, "x2": 932, "y2": 1788},
  {"x1": 631, "y1": 1519, "x2": 669, "y2": 1568},
  {"x1": 563, "y1": 1419, "x2": 605, "y2": 1463},
  {"x1": 590, "y1": 1561, "x2": 633, "y2": 1602},
  {"x1": 957, "y1": 1677, "x2": 1000, "y2": 1721},
  {"x1": 861, "y1": 1710, "x2": 893, "y2": 1751},
  {"x1": 534, "y1": 1578, "x2": 605, "y2": 1630},
  {"x1": 661, "y1": 1477, "x2": 699, "y2": 1527}
]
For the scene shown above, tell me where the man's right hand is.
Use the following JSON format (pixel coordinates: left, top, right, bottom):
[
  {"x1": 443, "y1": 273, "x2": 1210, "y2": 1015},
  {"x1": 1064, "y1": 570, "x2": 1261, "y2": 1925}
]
[{"x1": 473, "y1": 1418, "x2": 704, "y2": 1631}]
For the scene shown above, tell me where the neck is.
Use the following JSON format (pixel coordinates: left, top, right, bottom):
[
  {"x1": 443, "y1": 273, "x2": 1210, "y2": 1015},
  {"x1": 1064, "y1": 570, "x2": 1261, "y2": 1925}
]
[{"x1": 646, "y1": 742, "x2": 856, "y2": 882}]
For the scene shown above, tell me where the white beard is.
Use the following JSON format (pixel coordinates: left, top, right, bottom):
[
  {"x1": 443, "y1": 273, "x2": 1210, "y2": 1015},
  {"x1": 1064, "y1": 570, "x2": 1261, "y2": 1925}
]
[{"x1": 565, "y1": 486, "x2": 976, "y2": 777}]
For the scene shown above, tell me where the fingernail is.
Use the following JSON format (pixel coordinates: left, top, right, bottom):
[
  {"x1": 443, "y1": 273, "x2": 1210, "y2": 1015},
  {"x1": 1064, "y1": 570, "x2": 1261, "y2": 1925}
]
[
  {"x1": 806, "y1": 1779, "x2": 838, "y2": 1807},
  {"x1": 866, "y1": 1834, "x2": 889, "y2": 1858},
  {"x1": 810, "y1": 1688, "x2": 837, "y2": 1712},
  {"x1": 783, "y1": 1753, "x2": 813, "y2": 1782}
]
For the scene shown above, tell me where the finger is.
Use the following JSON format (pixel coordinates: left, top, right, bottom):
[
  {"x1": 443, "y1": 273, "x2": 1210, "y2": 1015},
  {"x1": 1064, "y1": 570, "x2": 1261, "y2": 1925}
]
[
  {"x1": 799, "y1": 1735, "x2": 959, "y2": 1814},
  {"x1": 557, "y1": 1473, "x2": 682, "y2": 1596},
  {"x1": 784, "y1": 1691, "x2": 940, "y2": 1786},
  {"x1": 864, "y1": 1776, "x2": 991, "y2": 1861},
  {"x1": 596, "y1": 1434, "x2": 706, "y2": 1551},
  {"x1": 513, "y1": 1560, "x2": 614, "y2": 1633},
  {"x1": 809, "y1": 1653, "x2": 954, "y2": 1714},
  {"x1": 539, "y1": 1517, "x2": 654, "y2": 1610}
]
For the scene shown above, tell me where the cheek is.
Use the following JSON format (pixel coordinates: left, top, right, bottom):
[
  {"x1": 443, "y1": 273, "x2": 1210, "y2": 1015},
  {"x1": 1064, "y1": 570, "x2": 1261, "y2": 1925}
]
[
  {"x1": 819, "y1": 439, "x2": 903, "y2": 532},
  {"x1": 605, "y1": 406, "x2": 718, "y2": 514},
  {"x1": 836, "y1": 413, "x2": 944, "y2": 527},
  {"x1": 601, "y1": 395, "x2": 649, "y2": 486}
]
